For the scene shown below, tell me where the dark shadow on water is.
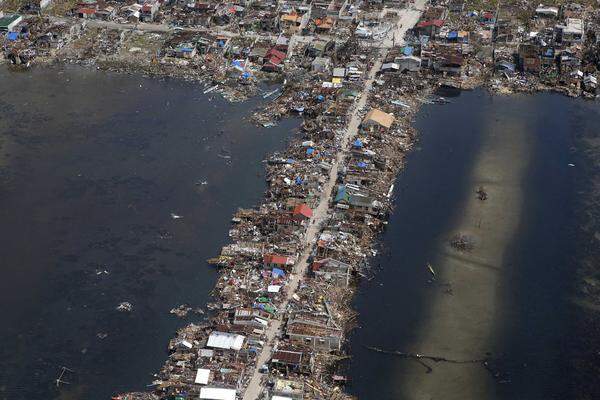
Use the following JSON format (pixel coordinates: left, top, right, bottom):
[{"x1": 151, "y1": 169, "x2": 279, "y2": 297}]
[
  {"x1": 345, "y1": 89, "x2": 488, "y2": 399},
  {"x1": 346, "y1": 90, "x2": 594, "y2": 399}
]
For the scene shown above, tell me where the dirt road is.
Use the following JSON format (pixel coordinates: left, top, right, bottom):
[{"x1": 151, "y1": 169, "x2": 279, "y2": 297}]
[{"x1": 241, "y1": 2, "x2": 425, "y2": 399}]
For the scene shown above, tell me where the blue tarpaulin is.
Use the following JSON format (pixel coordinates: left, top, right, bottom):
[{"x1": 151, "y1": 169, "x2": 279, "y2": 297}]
[
  {"x1": 447, "y1": 31, "x2": 458, "y2": 39},
  {"x1": 357, "y1": 161, "x2": 368, "y2": 168},
  {"x1": 306, "y1": 147, "x2": 315, "y2": 155},
  {"x1": 295, "y1": 176, "x2": 303, "y2": 185},
  {"x1": 316, "y1": 94, "x2": 325, "y2": 102},
  {"x1": 272, "y1": 268, "x2": 285, "y2": 278},
  {"x1": 403, "y1": 46, "x2": 413, "y2": 56},
  {"x1": 7, "y1": 32, "x2": 18, "y2": 41},
  {"x1": 242, "y1": 71, "x2": 251, "y2": 79},
  {"x1": 353, "y1": 139, "x2": 363, "y2": 148}
]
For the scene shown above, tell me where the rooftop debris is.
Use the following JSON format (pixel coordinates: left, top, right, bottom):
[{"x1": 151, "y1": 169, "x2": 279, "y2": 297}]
[{"x1": 5, "y1": 0, "x2": 600, "y2": 398}]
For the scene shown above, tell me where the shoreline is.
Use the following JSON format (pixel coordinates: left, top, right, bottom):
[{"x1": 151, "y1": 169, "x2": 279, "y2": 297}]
[
  {"x1": 115, "y1": 3, "x2": 430, "y2": 399},
  {"x1": 2, "y1": 0, "x2": 600, "y2": 398}
]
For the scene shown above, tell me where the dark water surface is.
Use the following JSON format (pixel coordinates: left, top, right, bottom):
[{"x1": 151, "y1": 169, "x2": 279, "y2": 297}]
[
  {"x1": 347, "y1": 90, "x2": 597, "y2": 399},
  {"x1": 0, "y1": 66, "x2": 296, "y2": 400}
]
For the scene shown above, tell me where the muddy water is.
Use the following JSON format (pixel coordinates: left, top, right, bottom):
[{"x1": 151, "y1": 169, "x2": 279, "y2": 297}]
[
  {"x1": 347, "y1": 90, "x2": 596, "y2": 399},
  {"x1": 0, "y1": 66, "x2": 296, "y2": 400}
]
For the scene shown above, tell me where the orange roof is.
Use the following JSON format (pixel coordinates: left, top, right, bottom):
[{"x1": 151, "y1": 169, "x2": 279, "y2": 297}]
[
  {"x1": 315, "y1": 17, "x2": 333, "y2": 29},
  {"x1": 292, "y1": 204, "x2": 313, "y2": 219},
  {"x1": 281, "y1": 13, "x2": 301, "y2": 23}
]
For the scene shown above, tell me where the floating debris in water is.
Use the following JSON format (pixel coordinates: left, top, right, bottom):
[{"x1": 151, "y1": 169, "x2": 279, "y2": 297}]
[{"x1": 116, "y1": 302, "x2": 133, "y2": 312}]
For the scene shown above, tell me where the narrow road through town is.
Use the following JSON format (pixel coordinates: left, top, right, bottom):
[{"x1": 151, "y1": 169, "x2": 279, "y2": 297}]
[{"x1": 241, "y1": 2, "x2": 425, "y2": 399}]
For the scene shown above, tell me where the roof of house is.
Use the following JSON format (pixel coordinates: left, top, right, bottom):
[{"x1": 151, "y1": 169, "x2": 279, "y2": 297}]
[
  {"x1": 206, "y1": 331, "x2": 245, "y2": 350},
  {"x1": 362, "y1": 108, "x2": 395, "y2": 128},
  {"x1": 280, "y1": 13, "x2": 301, "y2": 23},
  {"x1": 315, "y1": 17, "x2": 334, "y2": 29},
  {"x1": 272, "y1": 349, "x2": 304, "y2": 365},
  {"x1": 416, "y1": 19, "x2": 444, "y2": 28},
  {"x1": 266, "y1": 48, "x2": 286, "y2": 59},
  {"x1": 0, "y1": 14, "x2": 22, "y2": 28},
  {"x1": 292, "y1": 203, "x2": 313, "y2": 218},
  {"x1": 264, "y1": 254, "x2": 292, "y2": 265},
  {"x1": 76, "y1": 7, "x2": 96, "y2": 14},
  {"x1": 195, "y1": 368, "x2": 211, "y2": 385},
  {"x1": 199, "y1": 387, "x2": 236, "y2": 400}
]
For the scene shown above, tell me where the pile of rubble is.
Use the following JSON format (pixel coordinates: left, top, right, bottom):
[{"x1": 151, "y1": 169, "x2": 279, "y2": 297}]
[{"x1": 3, "y1": 0, "x2": 599, "y2": 399}]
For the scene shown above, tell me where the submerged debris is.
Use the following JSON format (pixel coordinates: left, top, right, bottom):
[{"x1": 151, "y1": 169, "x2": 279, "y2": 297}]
[
  {"x1": 477, "y1": 186, "x2": 488, "y2": 201},
  {"x1": 450, "y1": 233, "x2": 475, "y2": 252}
]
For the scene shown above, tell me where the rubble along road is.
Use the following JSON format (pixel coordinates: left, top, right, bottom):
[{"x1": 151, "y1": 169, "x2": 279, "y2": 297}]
[
  {"x1": 49, "y1": 15, "x2": 280, "y2": 39},
  {"x1": 240, "y1": 2, "x2": 425, "y2": 400}
]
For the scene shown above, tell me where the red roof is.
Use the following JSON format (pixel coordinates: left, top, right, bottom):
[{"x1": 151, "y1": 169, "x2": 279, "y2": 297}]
[
  {"x1": 292, "y1": 204, "x2": 313, "y2": 219},
  {"x1": 265, "y1": 48, "x2": 286, "y2": 61},
  {"x1": 311, "y1": 260, "x2": 325, "y2": 271},
  {"x1": 77, "y1": 7, "x2": 96, "y2": 14},
  {"x1": 263, "y1": 254, "x2": 291, "y2": 265},
  {"x1": 416, "y1": 19, "x2": 444, "y2": 28}
]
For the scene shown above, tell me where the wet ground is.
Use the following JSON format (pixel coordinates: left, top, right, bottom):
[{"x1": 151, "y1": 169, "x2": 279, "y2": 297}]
[
  {"x1": 347, "y1": 89, "x2": 599, "y2": 399},
  {"x1": 0, "y1": 66, "x2": 296, "y2": 400}
]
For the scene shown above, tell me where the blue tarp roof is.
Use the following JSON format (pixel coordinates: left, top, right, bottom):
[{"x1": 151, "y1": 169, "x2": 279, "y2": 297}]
[
  {"x1": 447, "y1": 31, "x2": 458, "y2": 39},
  {"x1": 353, "y1": 139, "x2": 363, "y2": 148},
  {"x1": 403, "y1": 46, "x2": 413, "y2": 56},
  {"x1": 306, "y1": 147, "x2": 315, "y2": 155},
  {"x1": 295, "y1": 176, "x2": 303, "y2": 184},
  {"x1": 7, "y1": 32, "x2": 18, "y2": 41},
  {"x1": 272, "y1": 268, "x2": 285, "y2": 277},
  {"x1": 357, "y1": 161, "x2": 368, "y2": 168},
  {"x1": 335, "y1": 184, "x2": 349, "y2": 203},
  {"x1": 543, "y1": 48, "x2": 554, "y2": 57}
]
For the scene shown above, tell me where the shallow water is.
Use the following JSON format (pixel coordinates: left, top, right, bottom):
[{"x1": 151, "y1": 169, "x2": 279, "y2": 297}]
[
  {"x1": 0, "y1": 66, "x2": 296, "y2": 400},
  {"x1": 347, "y1": 90, "x2": 596, "y2": 399}
]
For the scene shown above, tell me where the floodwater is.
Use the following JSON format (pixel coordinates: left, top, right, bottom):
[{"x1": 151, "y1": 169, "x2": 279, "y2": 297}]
[
  {"x1": 347, "y1": 89, "x2": 598, "y2": 399},
  {"x1": 0, "y1": 66, "x2": 296, "y2": 400}
]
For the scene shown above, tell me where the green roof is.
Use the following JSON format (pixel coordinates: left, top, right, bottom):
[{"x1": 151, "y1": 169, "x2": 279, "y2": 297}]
[{"x1": 0, "y1": 14, "x2": 21, "y2": 29}]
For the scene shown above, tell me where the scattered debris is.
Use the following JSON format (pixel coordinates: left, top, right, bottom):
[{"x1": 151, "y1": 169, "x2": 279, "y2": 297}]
[
  {"x1": 477, "y1": 186, "x2": 488, "y2": 201},
  {"x1": 116, "y1": 302, "x2": 133, "y2": 312},
  {"x1": 450, "y1": 233, "x2": 475, "y2": 252}
]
